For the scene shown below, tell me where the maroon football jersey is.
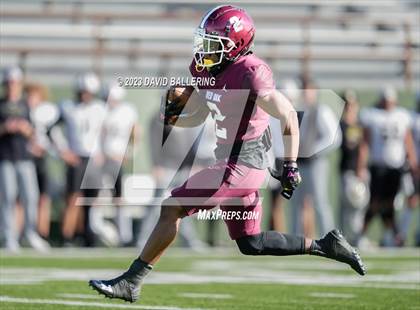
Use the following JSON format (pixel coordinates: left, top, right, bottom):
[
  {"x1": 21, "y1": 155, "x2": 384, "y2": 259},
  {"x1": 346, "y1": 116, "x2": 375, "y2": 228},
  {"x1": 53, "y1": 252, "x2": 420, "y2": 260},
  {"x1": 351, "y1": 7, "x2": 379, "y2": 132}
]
[{"x1": 190, "y1": 54, "x2": 274, "y2": 145}]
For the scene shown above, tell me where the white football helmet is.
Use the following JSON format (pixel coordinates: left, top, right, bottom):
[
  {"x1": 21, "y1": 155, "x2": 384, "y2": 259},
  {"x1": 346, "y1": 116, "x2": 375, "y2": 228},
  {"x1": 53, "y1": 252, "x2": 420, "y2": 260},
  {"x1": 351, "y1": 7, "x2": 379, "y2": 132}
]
[
  {"x1": 2, "y1": 66, "x2": 23, "y2": 83},
  {"x1": 103, "y1": 83, "x2": 126, "y2": 102},
  {"x1": 344, "y1": 172, "x2": 370, "y2": 209},
  {"x1": 75, "y1": 72, "x2": 100, "y2": 94}
]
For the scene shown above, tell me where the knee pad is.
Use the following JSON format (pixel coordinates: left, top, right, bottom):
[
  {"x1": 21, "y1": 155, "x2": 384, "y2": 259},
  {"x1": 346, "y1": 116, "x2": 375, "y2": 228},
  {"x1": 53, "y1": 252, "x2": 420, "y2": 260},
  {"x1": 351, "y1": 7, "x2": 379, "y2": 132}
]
[{"x1": 235, "y1": 233, "x2": 263, "y2": 255}]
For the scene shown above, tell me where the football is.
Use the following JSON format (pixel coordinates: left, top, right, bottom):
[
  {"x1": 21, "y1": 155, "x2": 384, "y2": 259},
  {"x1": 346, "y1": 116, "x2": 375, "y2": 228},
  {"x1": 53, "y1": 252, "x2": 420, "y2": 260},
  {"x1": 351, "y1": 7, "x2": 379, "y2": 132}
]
[{"x1": 167, "y1": 85, "x2": 195, "y2": 108}]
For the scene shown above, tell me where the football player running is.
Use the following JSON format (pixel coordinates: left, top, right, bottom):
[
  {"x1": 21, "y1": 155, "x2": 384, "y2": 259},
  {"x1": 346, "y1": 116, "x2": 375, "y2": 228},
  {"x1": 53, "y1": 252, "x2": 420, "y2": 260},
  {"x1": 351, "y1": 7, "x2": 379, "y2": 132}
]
[{"x1": 90, "y1": 5, "x2": 366, "y2": 303}]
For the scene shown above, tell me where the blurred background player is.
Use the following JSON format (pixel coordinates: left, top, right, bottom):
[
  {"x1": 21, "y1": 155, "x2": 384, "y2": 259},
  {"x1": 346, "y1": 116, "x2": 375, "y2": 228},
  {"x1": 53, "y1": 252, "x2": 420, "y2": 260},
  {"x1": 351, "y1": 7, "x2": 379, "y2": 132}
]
[
  {"x1": 268, "y1": 79, "x2": 300, "y2": 232},
  {"x1": 398, "y1": 93, "x2": 419, "y2": 246},
  {"x1": 52, "y1": 72, "x2": 106, "y2": 246},
  {"x1": 358, "y1": 87, "x2": 417, "y2": 247},
  {"x1": 291, "y1": 78, "x2": 342, "y2": 238},
  {"x1": 101, "y1": 83, "x2": 139, "y2": 245},
  {"x1": 0, "y1": 67, "x2": 49, "y2": 252},
  {"x1": 338, "y1": 90, "x2": 369, "y2": 245},
  {"x1": 25, "y1": 82, "x2": 59, "y2": 240}
]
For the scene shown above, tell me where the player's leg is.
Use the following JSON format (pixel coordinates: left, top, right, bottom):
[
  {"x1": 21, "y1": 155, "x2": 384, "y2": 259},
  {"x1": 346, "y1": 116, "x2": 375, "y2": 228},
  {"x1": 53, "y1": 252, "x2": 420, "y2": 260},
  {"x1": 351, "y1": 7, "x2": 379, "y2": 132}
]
[
  {"x1": 16, "y1": 160, "x2": 50, "y2": 251},
  {"x1": 379, "y1": 168, "x2": 402, "y2": 246},
  {"x1": 223, "y1": 192, "x2": 309, "y2": 256},
  {"x1": 88, "y1": 160, "x2": 240, "y2": 302},
  {"x1": 358, "y1": 166, "x2": 381, "y2": 246},
  {"x1": 80, "y1": 188, "x2": 100, "y2": 247},
  {"x1": 269, "y1": 158, "x2": 285, "y2": 231},
  {"x1": 35, "y1": 156, "x2": 51, "y2": 239},
  {"x1": 235, "y1": 230, "x2": 366, "y2": 275},
  {"x1": 400, "y1": 194, "x2": 418, "y2": 245},
  {"x1": 339, "y1": 171, "x2": 363, "y2": 245},
  {"x1": 89, "y1": 198, "x2": 186, "y2": 302},
  {"x1": 270, "y1": 187, "x2": 285, "y2": 231},
  {"x1": 0, "y1": 160, "x2": 19, "y2": 250},
  {"x1": 361, "y1": 199, "x2": 380, "y2": 233},
  {"x1": 226, "y1": 192, "x2": 366, "y2": 275},
  {"x1": 113, "y1": 168, "x2": 133, "y2": 245},
  {"x1": 16, "y1": 160, "x2": 39, "y2": 236},
  {"x1": 380, "y1": 199, "x2": 397, "y2": 246},
  {"x1": 61, "y1": 163, "x2": 82, "y2": 244},
  {"x1": 38, "y1": 193, "x2": 51, "y2": 238},
  {"x1": 210, "y1": 163, "x2": 313, "y2": 258},
  {"x1": 236, "y1": 231, "x2": 309, "y2": 256},
  {"x1": 140, "y1": 199, "x2": 186, "y2": 263}
]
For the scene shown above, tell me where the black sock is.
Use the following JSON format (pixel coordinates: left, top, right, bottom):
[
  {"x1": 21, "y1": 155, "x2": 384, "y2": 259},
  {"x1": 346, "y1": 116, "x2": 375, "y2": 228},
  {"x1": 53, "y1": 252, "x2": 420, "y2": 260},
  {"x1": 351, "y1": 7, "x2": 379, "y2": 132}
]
[
  {"x1": 83, "y1": 206, "x2": 95, "y2": 247},
  {"x1": 236, "y1": 231, "x2": 305, "y2": 256},
  {"x1": 309, "y1": 239, "x2": 326, "y2": 256},
  {"x1": 125, "y1": 259, "x2": 153, "y2": 284}
]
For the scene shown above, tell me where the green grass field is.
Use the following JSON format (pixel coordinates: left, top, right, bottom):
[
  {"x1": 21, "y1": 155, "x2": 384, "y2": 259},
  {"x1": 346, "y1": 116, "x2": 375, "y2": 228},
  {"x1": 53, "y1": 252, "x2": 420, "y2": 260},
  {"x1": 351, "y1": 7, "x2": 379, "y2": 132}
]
[{"x1": 1, "y1": 248, "x2": 419, "y2": 310}]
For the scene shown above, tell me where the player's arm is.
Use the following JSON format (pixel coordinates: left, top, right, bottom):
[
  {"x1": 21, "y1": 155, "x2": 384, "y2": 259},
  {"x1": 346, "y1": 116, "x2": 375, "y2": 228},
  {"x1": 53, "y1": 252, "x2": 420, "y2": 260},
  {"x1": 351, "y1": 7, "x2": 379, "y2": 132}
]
[
  {"x1": 163, "y1": 85, "x2": 210, "y2": 128},
  {"x1": 45, "y1": 104, "x2": 80, "y2": 166},
  {"x1": 0, "y1": 120, "x2": 15, "y2": 136},
  {"x1": 170, "y1": 101, "x2": 210, "y2": 128},
  {"x1": 404, "y1": 128, "x2": 418, "y2": 175},
  {"x1": 130, "y1": 123, "x2": 141, "y2": 148},
  {"x1": 256, "y1": 89, "x2": 301, "y2": 199},
  {"x1": 0, "y1": 117, "x2": 34, "y2": 138},
  {"x1": 357, "y1": 127, "x2": 370, "y2": 179},
  {"x1": 256, "y1": 90, "x2": 299, "y2": 161}
]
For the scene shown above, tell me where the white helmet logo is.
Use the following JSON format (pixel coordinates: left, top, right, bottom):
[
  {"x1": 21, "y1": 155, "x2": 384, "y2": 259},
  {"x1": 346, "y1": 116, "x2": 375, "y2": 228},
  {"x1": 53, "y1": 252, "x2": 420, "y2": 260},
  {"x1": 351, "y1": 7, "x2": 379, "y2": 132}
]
[{"x1": 229, "y1": 16, "x2": 243, "y2": 33}]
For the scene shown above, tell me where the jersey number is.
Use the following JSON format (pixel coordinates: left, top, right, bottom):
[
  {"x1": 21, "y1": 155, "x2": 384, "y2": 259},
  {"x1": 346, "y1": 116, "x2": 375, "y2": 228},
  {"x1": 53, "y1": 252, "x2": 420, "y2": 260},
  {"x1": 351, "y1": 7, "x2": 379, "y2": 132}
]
[{"x1": 207, "y1": 101, "x2": 227, "y2": 139}]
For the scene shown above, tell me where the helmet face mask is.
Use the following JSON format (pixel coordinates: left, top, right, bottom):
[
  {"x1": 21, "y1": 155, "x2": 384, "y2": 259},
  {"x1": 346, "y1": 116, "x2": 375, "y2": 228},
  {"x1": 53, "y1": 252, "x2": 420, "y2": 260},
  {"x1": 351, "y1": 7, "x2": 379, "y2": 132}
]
[{"x1": 193, "y1": 28, "x2": 236, "y2": 69}]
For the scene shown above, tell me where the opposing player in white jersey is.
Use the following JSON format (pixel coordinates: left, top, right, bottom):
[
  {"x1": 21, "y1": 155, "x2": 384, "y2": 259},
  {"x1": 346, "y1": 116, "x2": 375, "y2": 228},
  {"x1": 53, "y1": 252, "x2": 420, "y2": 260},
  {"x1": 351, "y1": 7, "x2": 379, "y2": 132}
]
[
  {"x1": 53, "y1": 72, "x2": 106, "y2": 246},
  {"x1": 357, "y1": 87, "x2": 417, "y2": 247},
  {"x1": 101, "y1": 83, "x2": 139, "y2": 245}
]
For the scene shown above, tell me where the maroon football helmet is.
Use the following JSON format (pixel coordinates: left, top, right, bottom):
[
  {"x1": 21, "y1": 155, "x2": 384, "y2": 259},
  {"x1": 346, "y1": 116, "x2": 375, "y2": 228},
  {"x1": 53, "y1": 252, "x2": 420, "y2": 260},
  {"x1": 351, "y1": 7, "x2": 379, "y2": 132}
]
[{"x1": 193, "y1": 5, "x2": 256, "y2": 69}]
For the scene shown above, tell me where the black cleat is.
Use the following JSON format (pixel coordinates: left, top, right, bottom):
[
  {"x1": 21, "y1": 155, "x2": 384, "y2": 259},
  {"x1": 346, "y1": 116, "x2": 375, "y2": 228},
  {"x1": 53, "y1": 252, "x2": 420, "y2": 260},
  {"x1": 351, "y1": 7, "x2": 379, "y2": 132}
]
[
  {"x1": 89, "y1": 275, "x2": 140, "y2": 303},
  {"x1": 312, "y1": 229, "x2": 367, "y2": 276},
  {"x1": 89, "y1": 259, "x2": 152, "y2": 303}
]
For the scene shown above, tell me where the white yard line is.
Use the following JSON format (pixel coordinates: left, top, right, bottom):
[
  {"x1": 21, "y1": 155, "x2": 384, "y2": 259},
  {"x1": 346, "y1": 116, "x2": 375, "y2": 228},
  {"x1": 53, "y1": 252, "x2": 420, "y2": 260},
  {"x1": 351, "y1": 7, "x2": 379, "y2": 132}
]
[
  {"x1": 0, "y1": 248, "x2": 141, "y2": 258},
  {"x1": 1, "y1": 267, "x2": 419, "y2": 290},
  {"x1": 179, "y1": 293, "x2": 233, "y2": 299},
  {"x1": 0, "y1": 296, "x2": 209, "y2": 310},
  {"x1": 308, "y1": 292, "x2": 355, "y2": 299},
  {"x1": 192, "y1": 259, "x2": 420, "y2": 272},
  {"x1": 57, "y1": 293, "x2": 102, "y2": 299},
  {"x1": 1, "y1": 247, "x2": 418, "y2": 259}
]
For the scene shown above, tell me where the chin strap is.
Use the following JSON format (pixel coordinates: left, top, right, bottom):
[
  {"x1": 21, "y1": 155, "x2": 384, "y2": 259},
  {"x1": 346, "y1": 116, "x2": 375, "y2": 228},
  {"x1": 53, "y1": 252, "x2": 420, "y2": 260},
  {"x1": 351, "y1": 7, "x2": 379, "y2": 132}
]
[
  {"x1": 195, "y1": 58, "x2": 215, "y2": 72},
  {"x1": 195, "y1": 64, "x2": 206, "y2": 72}
]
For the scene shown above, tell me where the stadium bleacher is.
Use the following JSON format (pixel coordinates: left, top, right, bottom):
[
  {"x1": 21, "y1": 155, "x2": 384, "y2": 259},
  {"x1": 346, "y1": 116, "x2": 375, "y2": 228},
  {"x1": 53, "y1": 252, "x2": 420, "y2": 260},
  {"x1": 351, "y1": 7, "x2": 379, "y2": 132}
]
[{"x1": 0, "y1": 0, "x2": 419, "y2": 88}]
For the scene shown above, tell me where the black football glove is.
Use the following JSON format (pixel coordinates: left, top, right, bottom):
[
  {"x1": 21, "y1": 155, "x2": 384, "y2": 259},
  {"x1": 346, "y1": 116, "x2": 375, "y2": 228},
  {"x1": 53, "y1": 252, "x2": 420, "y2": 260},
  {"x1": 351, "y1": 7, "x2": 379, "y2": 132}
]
[{"x1": 268, "y1": 160, "x2": 302, "y2": 199}]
